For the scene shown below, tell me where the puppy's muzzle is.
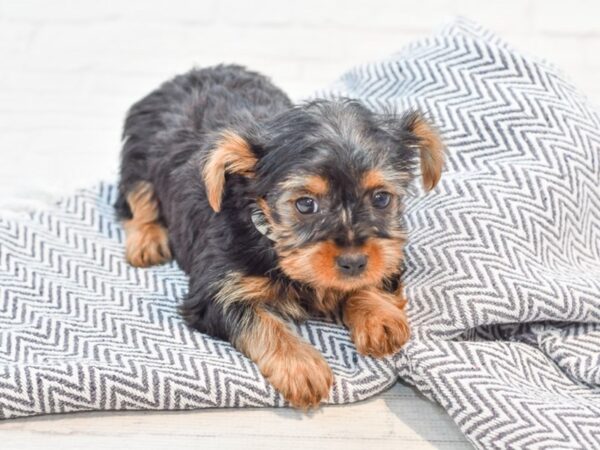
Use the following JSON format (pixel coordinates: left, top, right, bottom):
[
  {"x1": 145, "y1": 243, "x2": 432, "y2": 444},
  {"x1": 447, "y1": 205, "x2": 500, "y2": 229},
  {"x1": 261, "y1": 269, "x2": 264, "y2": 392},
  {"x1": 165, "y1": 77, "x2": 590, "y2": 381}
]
[{"x1": 336, "y1": 254, "x2": 367, "y2": 277}]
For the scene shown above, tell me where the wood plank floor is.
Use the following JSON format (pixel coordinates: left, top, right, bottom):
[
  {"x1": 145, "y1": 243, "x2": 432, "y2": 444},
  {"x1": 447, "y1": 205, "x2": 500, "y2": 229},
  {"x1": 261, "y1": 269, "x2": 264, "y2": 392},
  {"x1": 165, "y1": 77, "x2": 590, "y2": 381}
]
[{"x1": 0, "y1": 382, "x2": 470, "y2": 450}]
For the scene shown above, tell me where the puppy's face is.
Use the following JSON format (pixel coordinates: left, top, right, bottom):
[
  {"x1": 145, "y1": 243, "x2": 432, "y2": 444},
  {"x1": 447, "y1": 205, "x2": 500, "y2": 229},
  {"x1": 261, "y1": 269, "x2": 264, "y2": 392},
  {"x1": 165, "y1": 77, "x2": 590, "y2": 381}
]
[
  {"x1": 257, "y1": 169, "x2": 406, "y2": 292},
  {"x1": 203, "y1": 100, "x2": 444, "y2": 292}
]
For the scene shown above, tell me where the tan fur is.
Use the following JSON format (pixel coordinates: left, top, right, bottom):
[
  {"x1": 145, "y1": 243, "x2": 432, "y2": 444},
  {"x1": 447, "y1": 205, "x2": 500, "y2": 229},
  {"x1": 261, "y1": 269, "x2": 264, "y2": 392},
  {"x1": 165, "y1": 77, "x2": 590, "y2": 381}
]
[
  {"x1": 361, "y1": 169, "x2": 392, "y2": 191},
  {"x1": 412, "y1": 117, "x2": 444, "y2": 191},
  {"x1": 303, "y1": 175, "x2": 329, "y2": 196},
  {"x1": 278, "y1": 237, "x2": 404, "y2": 293},
  {"x1": 394, "y1": 282, "x2": 408, "y2": 309},
  {"x1": 343, "y1": 287, "x2": 410, "y2": 357},
  {"x1": 213, "y1": 272, "x2": 307, "y2": 321},
  {"x1": 124, "y1": 182, "x2": 171, "y2": 267},
  {"x1": 311, "y1": 288, "x2": 346, "y2": 316},
  {"x1": 237, "y1": 308, "x2": 333, "y2": 409},
  {"x1": 202, "y1": 130, "x2": 257, "y2": 212},
  {"x1": 282, "y1": 174, "x2": 329, "y2": 197},
  {"x1": 257, "y1": 198, "x2": 273, "y2": 221},
  {"x1": 257, "y1": 196, "x2": 299, "y2": 243}
]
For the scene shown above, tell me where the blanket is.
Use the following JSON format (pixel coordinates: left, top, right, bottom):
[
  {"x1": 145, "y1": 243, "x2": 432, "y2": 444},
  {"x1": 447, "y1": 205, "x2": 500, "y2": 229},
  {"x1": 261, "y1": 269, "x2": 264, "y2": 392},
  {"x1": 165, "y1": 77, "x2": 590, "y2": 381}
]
[
  {"x1": 0, "y1": 182, "x2": 398, "y2": 415},
  {"x1": 324, "y1": 18, "x2": 600, "y2": 449},
  {"x1": 1, "y1": 18, "x2": 599, "y2": 449}
]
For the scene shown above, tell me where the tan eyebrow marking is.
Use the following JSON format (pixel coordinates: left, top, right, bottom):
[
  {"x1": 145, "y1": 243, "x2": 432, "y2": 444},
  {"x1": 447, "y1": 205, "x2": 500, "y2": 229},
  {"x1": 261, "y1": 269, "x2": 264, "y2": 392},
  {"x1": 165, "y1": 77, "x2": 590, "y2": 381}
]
[
  {"x1": 304, "y1": 175, "x2": 329, "y2": 196},
  {"x1": 361, "y1": 169, "x2": 390, "y2": 191},
  {"x1": 282, "y1": 175, "x2": 329, "y2": 196},
  {"x1": 361, "y1": 168, "x2": 409, "y2": 195}
]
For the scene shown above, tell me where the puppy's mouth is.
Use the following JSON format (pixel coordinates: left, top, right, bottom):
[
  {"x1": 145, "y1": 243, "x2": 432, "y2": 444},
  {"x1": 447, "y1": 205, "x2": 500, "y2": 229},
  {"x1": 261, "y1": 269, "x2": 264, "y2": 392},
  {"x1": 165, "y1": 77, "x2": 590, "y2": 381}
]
[{"x1": 277, "y1": 238, "x2": 403, "y2": 292}]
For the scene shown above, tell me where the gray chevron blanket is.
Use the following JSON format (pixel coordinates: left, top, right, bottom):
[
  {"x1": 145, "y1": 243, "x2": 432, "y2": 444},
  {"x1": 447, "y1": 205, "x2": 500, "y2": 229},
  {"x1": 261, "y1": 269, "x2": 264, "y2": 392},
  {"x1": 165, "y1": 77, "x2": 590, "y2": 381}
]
[
  {"x1": 1, "y1": 18, "x2": 599, "y2": 449},
  {"x1": 326, "y1": 19, "x2": 600, "y2": 449}
]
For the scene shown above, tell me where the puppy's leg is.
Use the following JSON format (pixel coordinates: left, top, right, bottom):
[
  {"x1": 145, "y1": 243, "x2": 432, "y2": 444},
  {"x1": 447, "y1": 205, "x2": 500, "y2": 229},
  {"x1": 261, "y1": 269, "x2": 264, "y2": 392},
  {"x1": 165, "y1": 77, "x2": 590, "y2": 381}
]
[
  {"x1": 184, "y1": 273, "x2": 333, "y2": 409},
  {"x1": 343, "y1": 287, "x2": 410, "y2": 358},
  {"x1": 236, "y1": 306, "x2": 333, "y2": 409},
  {"x1": 123, "y1": 181, "x2": 172, "y2": 267}
]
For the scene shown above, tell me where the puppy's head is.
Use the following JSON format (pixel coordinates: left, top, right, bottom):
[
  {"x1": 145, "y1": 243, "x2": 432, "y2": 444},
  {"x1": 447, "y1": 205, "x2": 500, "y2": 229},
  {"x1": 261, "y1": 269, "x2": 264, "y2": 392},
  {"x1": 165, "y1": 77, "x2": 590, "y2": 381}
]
[{"x1": 203, "y1": 99, "x2": 444, "y2": 292}]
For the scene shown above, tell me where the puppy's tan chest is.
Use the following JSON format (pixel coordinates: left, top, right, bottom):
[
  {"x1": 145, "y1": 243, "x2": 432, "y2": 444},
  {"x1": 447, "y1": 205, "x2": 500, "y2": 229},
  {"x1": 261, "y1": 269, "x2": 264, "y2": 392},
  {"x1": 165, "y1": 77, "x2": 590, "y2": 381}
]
[
  {"x1": 224, "y1": 273, "x2": 349, "y2": 320},
  {"x1": 306, "y1": 287, "x2": 348, "y2": 317},
  {"x1": 268, "y1": 282, "x2": 347, "y2": 320}
]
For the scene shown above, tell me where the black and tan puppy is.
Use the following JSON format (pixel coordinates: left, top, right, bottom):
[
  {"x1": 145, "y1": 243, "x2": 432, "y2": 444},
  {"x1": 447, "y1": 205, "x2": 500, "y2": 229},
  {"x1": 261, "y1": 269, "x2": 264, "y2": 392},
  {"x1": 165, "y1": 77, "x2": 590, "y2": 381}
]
[{"x1": 116, "y1": 65, "x2": 443, "y2": 409}]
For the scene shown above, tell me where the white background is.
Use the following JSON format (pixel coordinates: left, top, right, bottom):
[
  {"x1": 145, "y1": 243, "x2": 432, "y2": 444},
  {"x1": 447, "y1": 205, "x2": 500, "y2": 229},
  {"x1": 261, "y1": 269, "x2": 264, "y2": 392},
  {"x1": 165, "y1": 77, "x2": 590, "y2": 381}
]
[{"x1": 1, "y1": 0, "x2": 599, "y2": 207}]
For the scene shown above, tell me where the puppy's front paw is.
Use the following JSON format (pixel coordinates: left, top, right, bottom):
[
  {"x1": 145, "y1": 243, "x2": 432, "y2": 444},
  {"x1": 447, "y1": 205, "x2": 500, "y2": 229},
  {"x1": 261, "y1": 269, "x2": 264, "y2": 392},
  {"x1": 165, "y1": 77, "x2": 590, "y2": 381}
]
[
  {"x1": 345, "y1": 294, "x2": 410, "y2": 358},
  {"x1": 351, "y1": 309, "x2": 410, "y2": 357},
  {"x1": 265, "y1": 343, "x2": 333, "y2": 409}
]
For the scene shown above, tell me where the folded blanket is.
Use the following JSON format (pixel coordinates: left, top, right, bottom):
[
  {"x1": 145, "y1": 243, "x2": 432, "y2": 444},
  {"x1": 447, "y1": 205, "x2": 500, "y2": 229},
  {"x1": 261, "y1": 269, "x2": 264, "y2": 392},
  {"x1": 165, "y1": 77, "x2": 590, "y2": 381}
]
[
  {"x1": 325, "y1": 18, "x2": 600, "y2": 449},
  {"x1": 1, "y1": 17, "x2": 599, "y2": 450}
]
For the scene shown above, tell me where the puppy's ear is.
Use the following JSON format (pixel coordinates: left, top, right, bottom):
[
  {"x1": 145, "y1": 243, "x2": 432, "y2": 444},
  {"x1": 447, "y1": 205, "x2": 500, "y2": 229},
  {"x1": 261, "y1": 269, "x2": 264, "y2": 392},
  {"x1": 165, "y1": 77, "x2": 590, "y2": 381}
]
[
  {"x1": 401, "y1": 112, "x2": 445, "y2": 191},
  {"x1": 203, "y1": 130, "x2": 258, "y2": 212}
]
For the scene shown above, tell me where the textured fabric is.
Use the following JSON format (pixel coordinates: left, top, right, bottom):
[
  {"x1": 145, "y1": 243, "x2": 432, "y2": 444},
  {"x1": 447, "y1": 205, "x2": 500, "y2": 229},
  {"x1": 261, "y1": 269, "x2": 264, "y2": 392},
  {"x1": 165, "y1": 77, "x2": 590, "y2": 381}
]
[
  {"x1": 1, "y1": 18, "x2": 599, "y2": 449},
  {"x1": 326, "y1": 18, "x2": 600, "y2": 449},
  {"x1": 0, "y1": 183, "x2": 397, "y2": 418}
]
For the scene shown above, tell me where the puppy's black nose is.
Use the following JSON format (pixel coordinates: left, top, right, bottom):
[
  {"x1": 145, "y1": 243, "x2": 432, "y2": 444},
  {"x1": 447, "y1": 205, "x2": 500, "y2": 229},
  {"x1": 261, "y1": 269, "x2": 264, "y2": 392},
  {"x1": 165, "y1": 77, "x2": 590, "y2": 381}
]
[{"x1": 336, "y1": 254, "x2": 367, "y2": 277}]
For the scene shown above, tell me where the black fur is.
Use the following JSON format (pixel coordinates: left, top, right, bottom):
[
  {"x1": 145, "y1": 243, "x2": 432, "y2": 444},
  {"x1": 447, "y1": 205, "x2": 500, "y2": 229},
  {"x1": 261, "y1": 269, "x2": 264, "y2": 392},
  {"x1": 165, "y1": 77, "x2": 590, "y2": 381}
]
[{"x1": 116, "y1": 64, "x2": 424, "y2": 343}]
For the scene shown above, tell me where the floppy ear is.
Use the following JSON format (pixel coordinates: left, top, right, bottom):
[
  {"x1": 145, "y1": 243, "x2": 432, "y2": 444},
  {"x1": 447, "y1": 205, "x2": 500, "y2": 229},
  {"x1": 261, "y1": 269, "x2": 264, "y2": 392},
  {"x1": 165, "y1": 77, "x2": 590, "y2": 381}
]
[
  {"x1": 402, "y1": 112, "x2": 445, "y2": 191},
  {"x1": 202, "y1": 130, "x2": 258, "y2": 212}
]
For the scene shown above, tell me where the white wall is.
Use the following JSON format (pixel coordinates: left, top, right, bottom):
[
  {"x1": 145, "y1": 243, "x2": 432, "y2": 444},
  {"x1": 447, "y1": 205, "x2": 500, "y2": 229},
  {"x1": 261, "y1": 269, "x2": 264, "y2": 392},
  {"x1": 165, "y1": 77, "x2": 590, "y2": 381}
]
[{"x1": 1, "y1": 0, "x2": 599, "y2": 206}]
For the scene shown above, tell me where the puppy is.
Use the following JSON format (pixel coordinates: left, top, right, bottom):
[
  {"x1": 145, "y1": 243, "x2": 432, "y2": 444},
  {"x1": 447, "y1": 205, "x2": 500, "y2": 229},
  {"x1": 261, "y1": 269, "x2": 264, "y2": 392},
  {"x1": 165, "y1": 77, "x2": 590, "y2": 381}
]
[{"x1": 115, "y1": 65, "x2": 444, "y2": 409}]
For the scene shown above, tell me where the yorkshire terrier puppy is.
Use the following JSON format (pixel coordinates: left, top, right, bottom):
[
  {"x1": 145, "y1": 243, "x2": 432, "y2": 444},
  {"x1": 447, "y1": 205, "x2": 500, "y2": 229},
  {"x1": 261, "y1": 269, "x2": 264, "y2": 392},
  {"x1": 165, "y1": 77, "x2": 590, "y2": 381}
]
[{"x1": 116, "y1": 65, "x2": 444, "y2": 409}]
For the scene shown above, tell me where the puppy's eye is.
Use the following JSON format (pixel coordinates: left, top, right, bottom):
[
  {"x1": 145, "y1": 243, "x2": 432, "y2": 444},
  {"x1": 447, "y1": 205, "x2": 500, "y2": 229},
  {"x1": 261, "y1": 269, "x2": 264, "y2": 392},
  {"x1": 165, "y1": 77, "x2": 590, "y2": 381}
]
[
  {"x1": 295, "y1": 197, "x2": 319, "y2": 214},
  {"x1": 372, "y1": 191, "x2": 392, "y2": 209}
]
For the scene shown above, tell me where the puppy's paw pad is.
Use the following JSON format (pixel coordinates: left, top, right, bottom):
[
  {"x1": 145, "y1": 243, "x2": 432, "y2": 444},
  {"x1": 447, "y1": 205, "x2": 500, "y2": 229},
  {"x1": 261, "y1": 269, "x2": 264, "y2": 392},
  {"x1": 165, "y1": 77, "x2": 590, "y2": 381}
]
[
  {"x1": 266, "y1": 344, "x2": 333, "y2": 410},
  {"x1": 351, "y1": 310, "x2": 410, "y2": 358},
  {"x1": 125, "y1": 222, "x2": 172, "y2": 267}
]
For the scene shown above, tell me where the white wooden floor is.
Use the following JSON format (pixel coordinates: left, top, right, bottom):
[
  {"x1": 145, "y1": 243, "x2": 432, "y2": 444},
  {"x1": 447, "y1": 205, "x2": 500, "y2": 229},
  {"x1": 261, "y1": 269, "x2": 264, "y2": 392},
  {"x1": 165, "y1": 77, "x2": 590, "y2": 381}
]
[{"x1": 0, "y1": 382, "x2": 470, "y2": 450}]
